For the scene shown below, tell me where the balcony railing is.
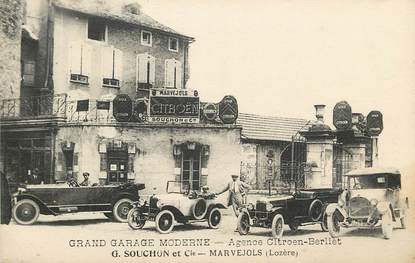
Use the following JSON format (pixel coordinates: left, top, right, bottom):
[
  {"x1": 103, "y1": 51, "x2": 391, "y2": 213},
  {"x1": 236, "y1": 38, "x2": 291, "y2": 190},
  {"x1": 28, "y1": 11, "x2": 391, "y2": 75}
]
[{"x1": 1, "y1": 94, "x2": 67, "y2": 120}]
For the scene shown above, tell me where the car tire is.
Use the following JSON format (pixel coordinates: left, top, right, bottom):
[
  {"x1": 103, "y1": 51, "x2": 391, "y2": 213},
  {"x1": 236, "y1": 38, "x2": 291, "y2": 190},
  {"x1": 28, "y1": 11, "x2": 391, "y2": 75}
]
[
  {"x1": 155, "y1": 210, "x2": 175, "y2": 234},
  {"x1": 327, "y1": 210, "x2": 342, "y2": 238},
  {"x1": 112, "y1": 198, "x2": 133, "y2": 223},
  {"x1": 309, "y1": 199, "x2": 323, "y2": 222},
  {"x1": 271, "y1": 213, "x2": 284, "y2": 238},
  {"x1": 12, "y1": 199, "x2": 40, "y2": 225},
  {"x1": 382, "y1": 209, "x2": 393, "y2": 239},
  {"x1": 237, "y1": 211, "x2": 250, "y2": 235},
  {"x1": 400, "y1": 217, "x2": 406, "y2": 229},
  {"x1": 321, "y1": 212, "x2": 329, "y2": 232},
  {"x1": 207, "y1": 208, "x2": 222, "y2": 229},
  {"x1": 127, "y1": 208, "x2": 146, "y2": 230}
]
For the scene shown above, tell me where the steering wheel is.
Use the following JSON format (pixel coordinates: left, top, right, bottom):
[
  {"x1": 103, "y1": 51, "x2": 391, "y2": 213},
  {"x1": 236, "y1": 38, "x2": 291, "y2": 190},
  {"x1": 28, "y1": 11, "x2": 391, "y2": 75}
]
[{"x1": 67, "y1": 179, "x2": 80, "y2": 187}]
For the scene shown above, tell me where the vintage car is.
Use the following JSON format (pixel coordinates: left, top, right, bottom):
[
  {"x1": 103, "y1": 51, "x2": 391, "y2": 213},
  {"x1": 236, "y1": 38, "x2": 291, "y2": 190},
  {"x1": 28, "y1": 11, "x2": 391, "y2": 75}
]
[
  {"x1": 237, "y1": 188, "x2": 342, "y2": 238},
  {"x1": 325, "y1": 167, "x2": 409, "y2": 239},
  {"x1": 127, "y1": 181, "x2": 226, "y2": 233},
  {"x1": 11, "y1": 180, "x2": 145, "y2": 225}
]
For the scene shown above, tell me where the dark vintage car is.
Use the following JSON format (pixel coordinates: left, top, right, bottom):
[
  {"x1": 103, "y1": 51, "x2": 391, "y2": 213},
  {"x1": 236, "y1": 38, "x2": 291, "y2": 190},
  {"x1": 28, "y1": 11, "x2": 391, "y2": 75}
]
[
  {"x1": 10, "y1": 180, "x2": 145, "y2": 225},
  {"x1": 127, "y1": 181, "x2": 226, "y2": 234},
  {"x1": 237, "y1": 188, "x2": 342, "y2": 238}
]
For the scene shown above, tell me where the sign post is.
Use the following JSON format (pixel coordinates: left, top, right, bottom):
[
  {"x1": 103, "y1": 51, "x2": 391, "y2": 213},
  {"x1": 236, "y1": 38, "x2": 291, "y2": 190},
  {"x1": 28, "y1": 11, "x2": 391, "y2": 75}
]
[{"x1": 366, "y1": 110, "x2": 383, "y2": 167}]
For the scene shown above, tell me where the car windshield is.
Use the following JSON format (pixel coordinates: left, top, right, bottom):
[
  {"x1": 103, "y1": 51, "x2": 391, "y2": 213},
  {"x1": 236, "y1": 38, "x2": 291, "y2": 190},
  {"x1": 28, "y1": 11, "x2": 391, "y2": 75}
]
[
  {"x1": 349, "y1": 174, "x2": 387, "y2": 189},
  {"x1": 166, "y1": 181, "x2": 189, "y2": 194}
]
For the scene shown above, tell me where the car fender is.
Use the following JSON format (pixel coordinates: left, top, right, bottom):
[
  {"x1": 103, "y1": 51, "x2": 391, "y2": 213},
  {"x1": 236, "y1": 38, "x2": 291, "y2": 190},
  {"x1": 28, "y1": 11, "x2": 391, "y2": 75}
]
[
  {"x1": 239, "y1": 207, "x2": 254, "y2": 225},
  {"x1": 112, "y1": 192, "x2": 138, "y2": 204},
  {"x1": 16, "y1": 194, "x2": 56, "y2": 215},
  {"x1": 161, "y1": 205, "x2": 185, "y2": 221},
  {"x1": 325, "y1": 203, "x2": 346, "y2": 220}
]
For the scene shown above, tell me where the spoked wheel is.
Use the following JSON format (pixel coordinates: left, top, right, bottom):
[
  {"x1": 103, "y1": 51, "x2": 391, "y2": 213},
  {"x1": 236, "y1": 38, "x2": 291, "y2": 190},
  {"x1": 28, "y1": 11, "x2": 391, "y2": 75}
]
[
  {"x1": 12, "y1": 199, "x2": 40, "y2": 225},
  {"x1": 155, "y1": 210, "x2": 175, "y2": 234},
  {"x1": 127, "y1": 208, "x2": 146, "y2": 230},
  {"x1": 382, "y1": 209, "x2": 393, "y2": 239},
  {"x1": 113, "y1": 198, "x2": 133, "y2": 223},
  {"x1": 327, "y1": 210, "x2": 342, "y2": 238},
  {"x1": 271, "y1": 213, "x2": 284, "y2": 238},
  {"x1": 207, "y1": 208, "x2": 222, "y2": 229},
  {"x1": 309, "y1": 199, "x2": 324, "y2": 222},
  {"x1": 237, "y1": 212, "x2": 250, "y2": 235}
]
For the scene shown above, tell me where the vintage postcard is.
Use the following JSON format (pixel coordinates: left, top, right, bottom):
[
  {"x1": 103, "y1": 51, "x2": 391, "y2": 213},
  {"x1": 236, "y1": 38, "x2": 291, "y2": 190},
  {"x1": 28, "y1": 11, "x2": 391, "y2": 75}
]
[{"x1": 0, "y1": 0, "x2": 414, "y2": 262}]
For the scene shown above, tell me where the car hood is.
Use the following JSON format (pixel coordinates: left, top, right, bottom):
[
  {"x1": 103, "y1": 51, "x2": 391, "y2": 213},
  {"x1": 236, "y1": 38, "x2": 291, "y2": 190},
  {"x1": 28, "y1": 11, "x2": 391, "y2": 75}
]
[
  {"x1": 350, "y1": 189, "x2": 387, "y2": 201},
  {"x1": 258, "y1": 195, "x2": 293, "y2": 203}
]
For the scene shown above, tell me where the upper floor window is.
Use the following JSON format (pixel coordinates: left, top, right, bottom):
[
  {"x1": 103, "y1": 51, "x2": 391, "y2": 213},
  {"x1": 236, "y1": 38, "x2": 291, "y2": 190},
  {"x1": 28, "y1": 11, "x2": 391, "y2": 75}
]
[
  {"x1": 136, "y1": 53, "x2": 155, "y2": 89},
  {"x1": 141, "y1": 30, "x2": 152, "y2": 47},
  {"x1": 22, "y1": 60, "x2": 36, "y2": 86},
  {"x1": 101, "y1": 46, "x2": 123, "y2": 88},
  {"x1": 69, "y1": 41, "x2": 91, "y2": 84},
  {"x1": 168, "y1": 37, "x2": 178, "y2": 52},
  {"x1": 165, "y1": 59, "x2": 182, "y2": 89},
  {"x1": 88, "y1": 18, "x2": 107, "y2": 42}
]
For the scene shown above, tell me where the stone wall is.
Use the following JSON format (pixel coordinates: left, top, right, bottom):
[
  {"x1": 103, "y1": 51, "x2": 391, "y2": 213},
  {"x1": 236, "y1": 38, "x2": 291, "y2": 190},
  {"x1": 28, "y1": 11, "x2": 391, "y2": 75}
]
[{"x1": 0, "y1": 0, "x2": 24, "y2": 100}]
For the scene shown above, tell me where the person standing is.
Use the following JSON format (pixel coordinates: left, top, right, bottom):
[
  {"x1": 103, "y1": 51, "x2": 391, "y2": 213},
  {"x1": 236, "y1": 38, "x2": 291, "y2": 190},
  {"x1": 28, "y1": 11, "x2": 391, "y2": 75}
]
[{"x1": 216, "y1": 174, "x2": 251, "y2": 217}]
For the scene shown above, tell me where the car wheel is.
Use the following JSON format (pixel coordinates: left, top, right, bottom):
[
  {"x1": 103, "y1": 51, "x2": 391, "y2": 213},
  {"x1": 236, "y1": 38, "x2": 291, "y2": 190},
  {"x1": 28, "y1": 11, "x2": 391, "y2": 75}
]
[
  {"x1": 327, "y1": 210, "x2": 342, "y2": 238},
  {"x1": 155, "y1": 210, "x2": 175, "y2": 234},
  {"x1": 309, "y1": 199, "x2": 323, "y2": 222},
  {"x1": 207, "y1": 208, "x2": 222, "y2": 229},
  {"x1": 112, "y1": 198, "x2": 133, "y2": 223},
  {"x1": 271, "y1": 213, "x2": 284, "y2": 238},
  {"x1": 400, "y1": 217, "x2": 406, "y2": 229},
  {"x1": 321, "y1": 211, "x2": 329, "y2": 232},
  {"x1": 237, "y1": 211, "x2": 250, "y2": 235},
  {"x1": 192, "y1": 198, "x2": 207, "y2": 220},
  {"x1": 382, "y1": 209, "x2": 393, "y2": 239},
  {"x1": 288, "y1": 220, "x2": 300, "y2": 232},
  {"x1": 127, "y1": 208, "x2": 146, "y2": 230},
  {"x1": 12, "y1": 199, "x2": 40, "y2": 225}
]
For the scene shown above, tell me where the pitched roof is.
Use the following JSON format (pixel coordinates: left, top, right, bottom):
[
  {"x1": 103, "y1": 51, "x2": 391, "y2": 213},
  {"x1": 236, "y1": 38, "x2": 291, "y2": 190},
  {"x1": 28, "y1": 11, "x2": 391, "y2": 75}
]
[
  {"x1": 237, "y1": 113, "x2": 311, "y2": 142},
  {"x1": 53, "y1": 0, "x2": 194, "y2": 40}
]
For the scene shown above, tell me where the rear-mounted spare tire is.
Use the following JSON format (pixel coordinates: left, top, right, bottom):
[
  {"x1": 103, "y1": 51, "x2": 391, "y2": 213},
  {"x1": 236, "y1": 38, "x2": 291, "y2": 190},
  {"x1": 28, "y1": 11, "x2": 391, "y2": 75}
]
[{"x1": 192, "y1": 198, "x2": 207, "y2": 219}]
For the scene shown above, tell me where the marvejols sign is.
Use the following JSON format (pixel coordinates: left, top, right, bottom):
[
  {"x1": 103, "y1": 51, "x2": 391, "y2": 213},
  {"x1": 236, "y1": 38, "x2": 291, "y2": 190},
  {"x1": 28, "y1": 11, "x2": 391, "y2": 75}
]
[
  {"x1": 333, "y1": 101, "x2": 352, "y2": 130},
  {"x1": 148, "y1": 89, "x2": 200, "y2": 124},
  {"x1": 219, "y1": 95, "x2": 238, "y2": 124},
  {"x1": 366, "y1": 110, "x2": 383, "y2": 136}
]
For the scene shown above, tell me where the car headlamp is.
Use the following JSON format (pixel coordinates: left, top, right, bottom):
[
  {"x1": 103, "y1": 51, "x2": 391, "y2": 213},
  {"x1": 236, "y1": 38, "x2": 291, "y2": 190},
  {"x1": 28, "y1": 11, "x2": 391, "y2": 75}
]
[
  {"x1": 156, "y1": 199, "x2": 163, "y2": 209},
  {"x1": 370, "y1": 199, "x2": 378, "y2": 207},
  {"x1": 266, "y1": 202, "x2": 273, "y2": 211}
]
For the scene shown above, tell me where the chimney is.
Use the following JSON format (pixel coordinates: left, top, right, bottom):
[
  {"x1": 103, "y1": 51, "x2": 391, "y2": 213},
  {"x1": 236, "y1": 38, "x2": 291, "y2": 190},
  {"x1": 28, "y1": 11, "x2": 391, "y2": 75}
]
[
  {"x1": 314, "y1": 104, "x2": 326, "y2": 124},
  {"x1": 123, "y1": 2, "x2": 141, "y2": 15}
]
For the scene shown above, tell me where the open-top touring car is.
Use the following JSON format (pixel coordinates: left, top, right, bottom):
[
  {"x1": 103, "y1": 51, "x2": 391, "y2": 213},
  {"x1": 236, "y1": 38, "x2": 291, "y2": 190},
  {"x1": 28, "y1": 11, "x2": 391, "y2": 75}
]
[
  {"x1": 11, "y1": 180, "x2": 145, "y2": 225},
  {"x1": 237, "y1": 188, "x2": 342, "y2": 238},
  {"x1": 127, "y1": 181, "x2": 226, "y2": 233},
  {"x1": 325, "y1": 167, "x2": 409, "y2": 239}
]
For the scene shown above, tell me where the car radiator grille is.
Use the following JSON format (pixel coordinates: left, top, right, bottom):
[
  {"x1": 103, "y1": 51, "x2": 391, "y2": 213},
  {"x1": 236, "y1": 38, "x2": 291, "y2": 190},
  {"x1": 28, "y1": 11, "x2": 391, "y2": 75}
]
[{"x1": 349, "y1": 197, "x2": 374, "y2": 217}]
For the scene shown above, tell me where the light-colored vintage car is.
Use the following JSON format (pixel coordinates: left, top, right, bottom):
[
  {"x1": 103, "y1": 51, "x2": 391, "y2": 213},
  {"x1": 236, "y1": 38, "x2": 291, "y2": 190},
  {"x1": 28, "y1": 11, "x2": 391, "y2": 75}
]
[
  {"x1": 127, "y1": 181, "x2": 226, "y2": 234},
  {"x1": 325, "y1": 167, "x2": 409, "y2": 239}
]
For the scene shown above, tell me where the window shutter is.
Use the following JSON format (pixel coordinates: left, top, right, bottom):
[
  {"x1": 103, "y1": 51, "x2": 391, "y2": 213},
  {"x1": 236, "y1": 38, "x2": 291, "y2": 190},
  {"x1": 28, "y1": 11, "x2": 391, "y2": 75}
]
[
  {"x1": 137, "y1": 54, "x2": 155, "y2": 84},
  {"x1": 81, "y1": 43, "x2": 92, "y2": 76},
  {"x1": 101, "y1": 46, "x2": 113, "y2": 79},
  {"x1": 149, "y1": 56, "x2": 155, "y2": 84},
  {"x1": 113, "y1": 48, "x2": 123, "y2": 81},
  {"x1": 69, "y1": 41, "x2": 82, "y2": 75},
  {"x1": 175, "y1": 60, "x2": 182, "y2": 89},
  {"x1": 165, "y1": 59, "x2": 175, "y2": 88}
]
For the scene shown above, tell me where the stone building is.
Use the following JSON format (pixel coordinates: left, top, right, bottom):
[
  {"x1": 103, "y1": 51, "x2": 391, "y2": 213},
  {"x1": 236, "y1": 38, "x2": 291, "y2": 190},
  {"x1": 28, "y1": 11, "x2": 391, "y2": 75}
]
[{"x1": 0, "y1": 0, "x2": 241, "y2": 195}]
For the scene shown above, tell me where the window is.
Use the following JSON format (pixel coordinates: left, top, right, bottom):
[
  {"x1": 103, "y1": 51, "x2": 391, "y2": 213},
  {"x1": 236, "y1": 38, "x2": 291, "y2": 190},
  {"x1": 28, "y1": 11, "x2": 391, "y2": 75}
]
[
  {"x1": 136, "y1": 53, "x2": 155, "y2": 88},
  {"x1": 141, "y1": 30, "x2": 152, "y2": 47},
  {"x1": 22, "y1": 60, "x2": 36, "y2": 86},
  {"x1": 165, "y1": 59, "x2": 182, "y2": 89},
  {"x1": 101, "y1": 46, "x2": 123, "y2": 88},
  {"x1": 168, "y1": 37, "x2": 178, "y2": 52},
  {"x1": 88, "y1": 18, "x2": 106, "y2": 42},
  {"x1": 69, "y1": 41, "x2": 91, "y2": 84}
]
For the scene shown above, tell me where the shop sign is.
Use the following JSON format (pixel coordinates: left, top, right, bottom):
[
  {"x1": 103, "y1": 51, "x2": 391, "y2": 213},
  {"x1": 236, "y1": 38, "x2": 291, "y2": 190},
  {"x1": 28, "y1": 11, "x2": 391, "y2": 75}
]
[
  {"x1": 366, "y1": 110, "x2": 383, "y2": 136},
  {"x1": 218, "y1": 95, "x2": 238, "y2": 124},
  {"x1": 113, "y1": 94, "x2": 132, "y2": 122},
  {"x1": 333, "y1": 101, "x2": 352, "y2": 130},
  {"x1": 202, "y1": 103, "x2": 218, "y2": 121},
  {"x1": 148, "y1": 89, "x2": 200, "y2": 124}
]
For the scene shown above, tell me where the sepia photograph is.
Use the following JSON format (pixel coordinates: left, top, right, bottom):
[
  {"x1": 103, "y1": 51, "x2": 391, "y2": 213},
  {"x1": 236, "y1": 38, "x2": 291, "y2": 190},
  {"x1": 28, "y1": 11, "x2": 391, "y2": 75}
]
[{"x1": 0, "y1": 0, "x2": 414, "y2": 262}]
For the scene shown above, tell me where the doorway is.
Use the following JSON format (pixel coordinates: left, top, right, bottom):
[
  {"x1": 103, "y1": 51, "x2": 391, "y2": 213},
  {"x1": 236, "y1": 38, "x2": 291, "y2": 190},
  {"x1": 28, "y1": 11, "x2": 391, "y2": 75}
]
[{"x1": 181, "y1": 149, "x2": 201, "y2": 191}]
